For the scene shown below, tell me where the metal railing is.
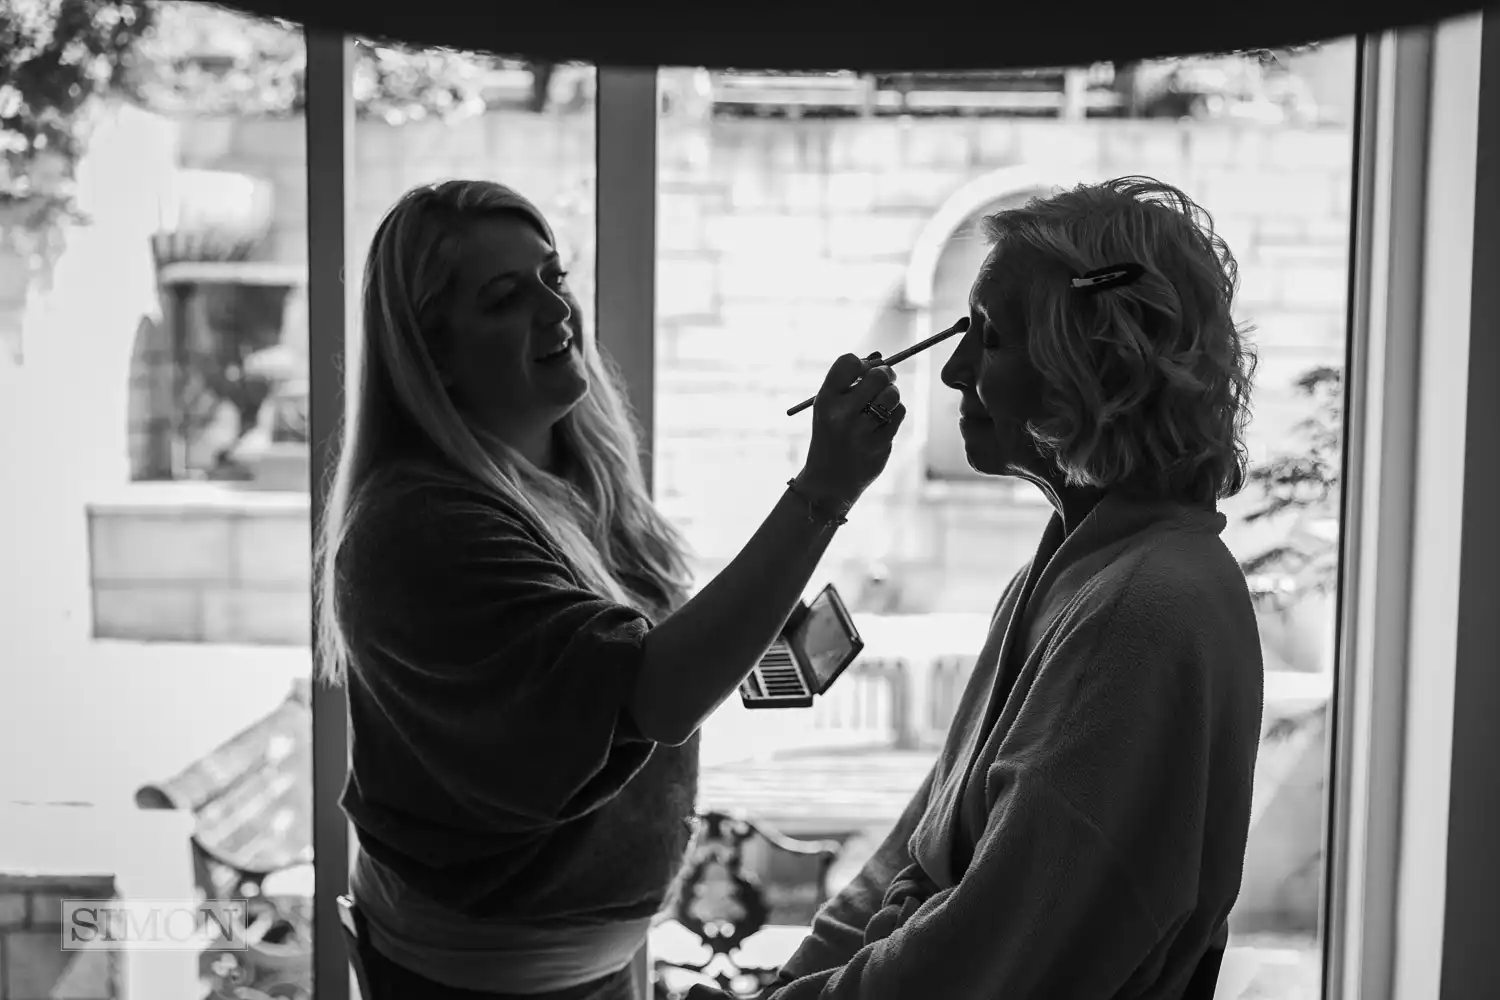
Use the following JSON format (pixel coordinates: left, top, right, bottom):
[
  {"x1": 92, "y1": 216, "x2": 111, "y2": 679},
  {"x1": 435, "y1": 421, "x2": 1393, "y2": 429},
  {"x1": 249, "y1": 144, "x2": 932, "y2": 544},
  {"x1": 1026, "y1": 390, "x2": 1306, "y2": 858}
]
[
  {"x1": 708, "y1": 69, "x2": 1113, "y2": 119},
  {"x1": 809, "y1": 653, "x2": 978, "y2": 750}
]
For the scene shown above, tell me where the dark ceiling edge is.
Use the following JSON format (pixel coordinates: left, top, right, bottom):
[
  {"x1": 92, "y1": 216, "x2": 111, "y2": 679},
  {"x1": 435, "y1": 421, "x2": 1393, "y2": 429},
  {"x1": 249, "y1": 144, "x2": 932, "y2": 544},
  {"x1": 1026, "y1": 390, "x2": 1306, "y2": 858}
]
[{"x1": 203, "y1": 1, "x2": 1490, "y2": 72}]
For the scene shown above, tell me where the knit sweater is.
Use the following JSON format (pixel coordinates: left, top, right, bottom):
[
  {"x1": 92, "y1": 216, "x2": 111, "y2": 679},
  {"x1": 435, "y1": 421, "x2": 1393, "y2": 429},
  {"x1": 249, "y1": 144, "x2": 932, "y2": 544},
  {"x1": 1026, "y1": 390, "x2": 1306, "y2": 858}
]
[{"x1": 337, "y1": 463, "x2": 698, "y2": 928}]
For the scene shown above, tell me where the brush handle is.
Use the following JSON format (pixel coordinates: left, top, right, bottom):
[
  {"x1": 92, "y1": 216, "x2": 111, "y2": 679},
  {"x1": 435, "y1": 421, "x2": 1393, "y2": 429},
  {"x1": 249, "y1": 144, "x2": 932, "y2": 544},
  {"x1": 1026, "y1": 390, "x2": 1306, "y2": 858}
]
[
  {"x1": 785, "y1": 394, "x2": 819, "y2": 417},
  {"x1": 785, "y1": 317, "x2": 969, "y2": 417}
]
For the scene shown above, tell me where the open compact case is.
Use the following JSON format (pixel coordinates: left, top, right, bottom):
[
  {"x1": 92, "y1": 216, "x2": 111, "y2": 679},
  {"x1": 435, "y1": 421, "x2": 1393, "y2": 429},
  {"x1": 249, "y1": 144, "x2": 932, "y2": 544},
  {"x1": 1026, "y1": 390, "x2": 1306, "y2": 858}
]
[{"x1": 738, "y1": 583, "x2": 864, "y2": 710}]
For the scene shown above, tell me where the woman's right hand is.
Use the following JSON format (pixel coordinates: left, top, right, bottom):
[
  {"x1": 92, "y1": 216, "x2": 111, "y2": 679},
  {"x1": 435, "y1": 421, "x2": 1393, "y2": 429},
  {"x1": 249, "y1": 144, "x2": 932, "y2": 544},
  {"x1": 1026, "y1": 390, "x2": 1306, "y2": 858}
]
[
  {"x1": 634, "y1": 351, "x2": 906, "y2": 745},
  {"x1": 796, "y1": 353, "x2": 906, "y2": 508}
]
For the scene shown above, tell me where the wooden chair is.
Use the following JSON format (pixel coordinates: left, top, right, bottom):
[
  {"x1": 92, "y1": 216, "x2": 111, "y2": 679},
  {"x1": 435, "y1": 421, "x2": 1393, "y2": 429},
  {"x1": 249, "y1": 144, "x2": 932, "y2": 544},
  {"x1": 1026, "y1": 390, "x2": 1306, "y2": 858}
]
[{"x1": 652, "y1": 811, "x2": 843, "y2": 1000}]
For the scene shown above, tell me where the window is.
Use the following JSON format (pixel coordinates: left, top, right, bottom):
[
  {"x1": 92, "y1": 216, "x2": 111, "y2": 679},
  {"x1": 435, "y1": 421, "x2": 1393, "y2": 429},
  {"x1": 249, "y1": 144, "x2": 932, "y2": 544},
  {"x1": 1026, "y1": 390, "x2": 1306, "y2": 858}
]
[
  {"x1": 7, "y1": 10, "x2": 1492, "y2": 1000},
  {"x1": 303, "y1": 19, "x2": 1496, "y2": 1000},
  {"x1": 655, "y1": 48, "x2": 1358, "y2": 999},
  {"x1": 0, "y1": 6, "x2": 314, "y2": 998}
]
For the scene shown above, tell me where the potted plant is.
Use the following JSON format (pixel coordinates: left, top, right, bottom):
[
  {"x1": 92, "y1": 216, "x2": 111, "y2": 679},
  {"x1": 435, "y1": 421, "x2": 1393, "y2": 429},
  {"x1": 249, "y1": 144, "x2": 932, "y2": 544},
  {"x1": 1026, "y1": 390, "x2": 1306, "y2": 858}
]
[{"x1": 0, "y1": 0, "x2": 154, "y2": 363}]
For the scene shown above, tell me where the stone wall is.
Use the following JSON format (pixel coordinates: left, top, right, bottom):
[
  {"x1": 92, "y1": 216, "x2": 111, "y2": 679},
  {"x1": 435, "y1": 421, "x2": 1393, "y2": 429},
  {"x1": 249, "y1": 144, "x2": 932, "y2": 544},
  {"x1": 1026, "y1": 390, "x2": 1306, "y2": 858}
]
[
  {"x1": 89, "y1": 484, "x2": 310, "y2": 645},
  {"x1": 0, "y1": 805, "x2": 201, "y2": 1000},
  {"x1": 0, "y1": 103, "x2": 181, "y2": 650},
  {"x1": 0, "y1": 875, "x2": 120, "y2": 1000},
  {"x1": 162, "y1": 110, "x2": 1352, "y2": 621}
]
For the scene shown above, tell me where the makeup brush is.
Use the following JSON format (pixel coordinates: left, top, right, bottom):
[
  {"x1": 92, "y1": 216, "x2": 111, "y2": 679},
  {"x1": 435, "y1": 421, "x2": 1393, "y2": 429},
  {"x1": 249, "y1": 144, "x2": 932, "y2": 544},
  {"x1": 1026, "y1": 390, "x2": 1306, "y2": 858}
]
[{"x1": 785, "y1": 316, "x2": 970, "y2": 417}]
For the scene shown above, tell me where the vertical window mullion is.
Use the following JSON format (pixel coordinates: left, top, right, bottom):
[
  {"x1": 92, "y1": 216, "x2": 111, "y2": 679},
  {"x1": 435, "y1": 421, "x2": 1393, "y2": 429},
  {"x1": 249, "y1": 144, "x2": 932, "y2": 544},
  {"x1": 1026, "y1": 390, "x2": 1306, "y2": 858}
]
[
  {"x1": 1404, "y1": 13, "x2": 1489, "y2": 998},
  {"x1": 595, "y1": 68, "x2": 659, "y2": 998},
  {"x1": 596, "y1": 67, "x2": 660, "y2": 494},
  {"x1": 305, "y1": 27, "x2": 355, "y2": 1000},
  {"x1": 1442, "y1": 13, "x2": 1500, "y2": 999}
]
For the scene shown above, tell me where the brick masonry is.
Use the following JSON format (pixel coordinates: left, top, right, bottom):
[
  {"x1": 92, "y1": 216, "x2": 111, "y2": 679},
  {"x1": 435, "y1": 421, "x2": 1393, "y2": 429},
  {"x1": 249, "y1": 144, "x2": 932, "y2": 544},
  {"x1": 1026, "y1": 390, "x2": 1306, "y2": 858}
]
[
  {"x1": 86, "y1": 109, "x2": 1352, "y2": 642},
  {"x1": 0, "y1": 875, "x2": 119, "y2": 1000},
  {"x1": 88, "y1": 486, "x2": 311, "y2": 645}
]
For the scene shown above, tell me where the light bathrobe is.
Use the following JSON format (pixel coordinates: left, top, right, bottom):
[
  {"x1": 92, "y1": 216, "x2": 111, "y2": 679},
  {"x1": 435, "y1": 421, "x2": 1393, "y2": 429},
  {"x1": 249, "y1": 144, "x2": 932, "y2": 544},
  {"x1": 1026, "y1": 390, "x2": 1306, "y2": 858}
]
[{"x1": 769, "y1": 493, "x2": 1264, "y2": 1000}]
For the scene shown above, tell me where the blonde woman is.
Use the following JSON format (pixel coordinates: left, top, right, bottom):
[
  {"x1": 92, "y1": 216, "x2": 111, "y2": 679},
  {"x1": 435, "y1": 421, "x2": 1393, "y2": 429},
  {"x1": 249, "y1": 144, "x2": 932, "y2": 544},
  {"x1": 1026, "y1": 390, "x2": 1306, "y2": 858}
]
[{"x1": 317, "y1": 181, "x2": 905, "y2": 1000}]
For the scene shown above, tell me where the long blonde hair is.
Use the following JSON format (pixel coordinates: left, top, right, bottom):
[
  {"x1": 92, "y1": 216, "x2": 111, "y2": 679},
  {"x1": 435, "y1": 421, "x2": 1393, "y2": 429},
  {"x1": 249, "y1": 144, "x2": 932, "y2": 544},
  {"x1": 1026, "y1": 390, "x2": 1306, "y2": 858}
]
[{"x1": 315, "y1": 180, "x2": 691, "y2": 683}]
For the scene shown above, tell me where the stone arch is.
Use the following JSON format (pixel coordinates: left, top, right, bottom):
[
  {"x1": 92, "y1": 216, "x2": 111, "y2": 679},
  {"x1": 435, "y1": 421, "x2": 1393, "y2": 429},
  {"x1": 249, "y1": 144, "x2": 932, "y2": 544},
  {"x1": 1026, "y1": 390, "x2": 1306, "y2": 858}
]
[
  {"x1": 902, "y1": 164, "x2": 1103, "y2": 311},
  {"x1": 901, "y1": 165, "x2": 1102, "y2": 479}
]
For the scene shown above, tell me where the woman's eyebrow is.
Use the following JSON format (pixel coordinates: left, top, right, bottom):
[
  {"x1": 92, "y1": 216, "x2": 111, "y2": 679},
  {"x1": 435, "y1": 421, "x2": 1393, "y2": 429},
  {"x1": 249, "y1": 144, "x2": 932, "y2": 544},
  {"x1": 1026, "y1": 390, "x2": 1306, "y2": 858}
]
[{"x1": 480, "y1": 252, "x2": 561, "y2": 292}]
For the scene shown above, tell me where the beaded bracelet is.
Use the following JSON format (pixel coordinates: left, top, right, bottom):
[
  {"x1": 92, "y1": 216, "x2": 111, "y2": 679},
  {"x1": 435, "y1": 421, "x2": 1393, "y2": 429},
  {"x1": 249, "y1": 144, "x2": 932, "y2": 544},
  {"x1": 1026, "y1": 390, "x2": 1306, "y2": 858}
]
[{"x1": 785, "y1": 478, "x2": 850, "y2": 528}]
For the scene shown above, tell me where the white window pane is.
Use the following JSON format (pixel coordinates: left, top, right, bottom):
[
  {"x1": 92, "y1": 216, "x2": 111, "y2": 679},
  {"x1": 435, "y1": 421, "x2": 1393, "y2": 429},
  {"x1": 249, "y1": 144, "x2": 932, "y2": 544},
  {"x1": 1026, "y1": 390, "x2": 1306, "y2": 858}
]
[
  {"x1": 654, "y1": 49, "x2": 1359, "y2": 999},
  {"x1": 1, "y1": 6, "x2": 316, "y2": 999}
]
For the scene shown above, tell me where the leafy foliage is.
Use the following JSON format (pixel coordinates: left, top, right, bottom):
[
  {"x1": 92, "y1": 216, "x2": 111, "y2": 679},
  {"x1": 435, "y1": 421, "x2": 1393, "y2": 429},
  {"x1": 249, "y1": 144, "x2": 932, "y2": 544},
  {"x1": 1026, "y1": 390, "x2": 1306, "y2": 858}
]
[
  {"x1": 1243, "y1": 365, "x2": 1343, "y2": 522},
  {"x1": 131, "y1": 2, "x2": 565, "y2": 123},
  {"x1": 1239, "y1": 365, "x2": 1344, "y2": 605},
  {"x1": 3, "y1": 1, "x2": 568, "y2": 226},
  {"x1": 127, "y1": 2, "x2": 305, "y2": 118},
  {"x1": 0, "y1": 0, "x2": 154, "y2": 224}
]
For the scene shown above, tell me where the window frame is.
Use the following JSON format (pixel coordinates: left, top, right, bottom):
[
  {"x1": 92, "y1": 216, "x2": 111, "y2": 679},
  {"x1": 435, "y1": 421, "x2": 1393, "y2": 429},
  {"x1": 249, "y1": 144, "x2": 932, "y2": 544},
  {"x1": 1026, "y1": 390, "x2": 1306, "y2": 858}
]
[
  {"x1": 1321, "y1": 28, "x2": 1428, "y2": 1000},
  {"x1": 596, "y1": 67, "x2": 662, "y2": 490},
  {"x1": 304, "y1": 27, "x2": 355, "y2": 1000},
  {"x1": 1324, "y1": 18, "x2": 1491, "y2": 1000},
  {"x1": 304, "y1": 22, "x2": 1497, "y2": 1000}
]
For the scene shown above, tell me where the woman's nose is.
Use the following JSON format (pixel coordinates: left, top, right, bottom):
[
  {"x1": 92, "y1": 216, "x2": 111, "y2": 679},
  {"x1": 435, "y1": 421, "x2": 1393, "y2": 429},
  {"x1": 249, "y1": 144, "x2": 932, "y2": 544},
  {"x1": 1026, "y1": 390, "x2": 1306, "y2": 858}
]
[
  {"x1": 941, "y1": 337, "x2": 974, "y2": 391},
  {"x1": 539, "y1": 284, "x2": 572, "y2": 325}
]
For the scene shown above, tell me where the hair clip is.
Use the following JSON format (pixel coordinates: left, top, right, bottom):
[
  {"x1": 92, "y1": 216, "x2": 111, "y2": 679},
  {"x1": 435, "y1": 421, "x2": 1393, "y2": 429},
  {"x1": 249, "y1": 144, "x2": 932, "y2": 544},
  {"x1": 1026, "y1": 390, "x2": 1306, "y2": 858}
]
[{"x1": 1070, "y1": 262, "x2": 1146, "y2": 292}]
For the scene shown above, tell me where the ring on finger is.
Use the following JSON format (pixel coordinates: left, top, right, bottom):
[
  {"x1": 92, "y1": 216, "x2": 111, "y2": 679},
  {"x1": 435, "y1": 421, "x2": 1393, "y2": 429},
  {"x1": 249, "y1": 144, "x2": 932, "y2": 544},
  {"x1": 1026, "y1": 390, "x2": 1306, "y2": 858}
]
[{"x1": 862, "y1": 401, "x2": 895, "y2": 426}]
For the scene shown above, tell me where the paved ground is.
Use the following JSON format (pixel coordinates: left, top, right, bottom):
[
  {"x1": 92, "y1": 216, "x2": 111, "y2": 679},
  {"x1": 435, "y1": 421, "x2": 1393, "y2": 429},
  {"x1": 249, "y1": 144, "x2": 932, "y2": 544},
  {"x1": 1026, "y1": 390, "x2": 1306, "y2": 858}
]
[
  {"x1": 654, "y1": 922, "x2": 1320, "y2": 998},
  {"x1": 2, "y1": 640, "x2": 1321, "y2": 1000},
  {"x1": 1219, "y1": 934, "x2": 1322, "y2": 999}
]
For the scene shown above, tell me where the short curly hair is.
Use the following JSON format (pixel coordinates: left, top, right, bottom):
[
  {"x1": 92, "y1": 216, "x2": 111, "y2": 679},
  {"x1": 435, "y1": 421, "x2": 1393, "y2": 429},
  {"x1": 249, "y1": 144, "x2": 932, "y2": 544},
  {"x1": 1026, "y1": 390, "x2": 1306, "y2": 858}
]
[{"x1": 981, "y1": 175, "x2": 1257, "y2": 504}]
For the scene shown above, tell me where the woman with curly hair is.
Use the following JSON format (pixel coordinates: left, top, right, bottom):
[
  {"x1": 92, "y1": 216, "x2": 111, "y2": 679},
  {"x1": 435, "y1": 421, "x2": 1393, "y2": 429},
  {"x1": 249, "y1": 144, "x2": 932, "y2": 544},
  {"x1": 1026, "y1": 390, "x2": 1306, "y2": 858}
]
[{"x1": 752, "y1": 177, "x2": 1265, "y2": 1000}]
